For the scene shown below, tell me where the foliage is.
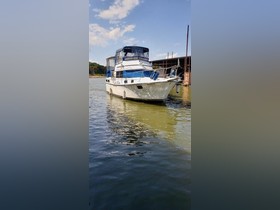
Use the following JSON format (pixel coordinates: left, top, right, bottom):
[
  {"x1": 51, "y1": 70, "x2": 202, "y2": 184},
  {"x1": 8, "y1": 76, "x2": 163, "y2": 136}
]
[{"x1": 89, "y1": 62, "x2": 106, "y2": 75}]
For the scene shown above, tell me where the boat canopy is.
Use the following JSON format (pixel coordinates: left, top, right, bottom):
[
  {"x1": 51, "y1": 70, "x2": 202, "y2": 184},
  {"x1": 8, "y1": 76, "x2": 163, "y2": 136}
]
[
  {"x1": 106, "y1": 56, "x2": 115, "y2": 71},
  {"x1": 106, "y1": 56, "x2": 115, "y2": 77},
  {"x1": 115, "y1": 46, "x2": 149, "y2": 64}
]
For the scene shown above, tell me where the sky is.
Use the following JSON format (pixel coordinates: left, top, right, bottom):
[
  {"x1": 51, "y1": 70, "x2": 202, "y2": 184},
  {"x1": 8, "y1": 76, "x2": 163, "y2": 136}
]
[{"x1": 89, "y1": 0, "x2": 191, "y2": 65}]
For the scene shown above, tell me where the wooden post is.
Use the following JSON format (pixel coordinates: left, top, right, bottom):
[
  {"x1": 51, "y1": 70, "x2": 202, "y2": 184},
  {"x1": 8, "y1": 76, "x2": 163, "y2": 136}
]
[{"x1": 183, "y1": 25, "x2": 190, "y2": 86}]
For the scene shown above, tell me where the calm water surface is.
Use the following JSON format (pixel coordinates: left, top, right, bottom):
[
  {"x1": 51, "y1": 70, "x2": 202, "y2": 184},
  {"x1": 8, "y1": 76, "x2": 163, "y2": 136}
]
[{"x1": 89, "y1": 78, "x2": 191, "y2": 210}]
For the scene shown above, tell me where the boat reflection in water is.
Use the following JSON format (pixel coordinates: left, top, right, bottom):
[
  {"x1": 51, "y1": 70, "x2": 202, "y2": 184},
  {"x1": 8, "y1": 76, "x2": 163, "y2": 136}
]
[
  {"x1": 106, "y1": 85, "x2": 191, "y2": 152},
  {"x1": 89, "y1": 78, "x2": 191, "y2": 210}
]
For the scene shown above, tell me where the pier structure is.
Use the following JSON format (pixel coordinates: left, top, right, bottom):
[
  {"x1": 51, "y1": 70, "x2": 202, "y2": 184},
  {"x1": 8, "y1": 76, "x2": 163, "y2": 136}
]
[{"x1": 150, "y1": 56, "x2": 191, "y2": 86}]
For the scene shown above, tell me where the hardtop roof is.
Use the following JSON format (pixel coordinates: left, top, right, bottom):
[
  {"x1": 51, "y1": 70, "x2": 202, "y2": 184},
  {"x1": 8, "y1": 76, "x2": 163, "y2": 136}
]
[{"x1": 116, "y1": 46, "x2": 149, "y2": 53}]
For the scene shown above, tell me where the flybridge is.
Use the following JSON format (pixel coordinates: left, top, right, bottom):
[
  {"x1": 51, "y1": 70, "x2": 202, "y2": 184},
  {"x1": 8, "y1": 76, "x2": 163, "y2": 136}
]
[{"x1": 115, "y1": 46, "x2": 149, "y2": 63}]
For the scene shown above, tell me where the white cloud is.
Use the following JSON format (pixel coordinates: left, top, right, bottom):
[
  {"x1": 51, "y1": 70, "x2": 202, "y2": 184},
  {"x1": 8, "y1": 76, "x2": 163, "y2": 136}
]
[
  {"x1": 123, "y1": 37, "x2": 138, "y2": 45},
  {"x1": 97, "y1": 0, "x2": 140, "y2": 21},
  {"x1": 89, "y1": 23, "x2": 135, "y2": 46}
]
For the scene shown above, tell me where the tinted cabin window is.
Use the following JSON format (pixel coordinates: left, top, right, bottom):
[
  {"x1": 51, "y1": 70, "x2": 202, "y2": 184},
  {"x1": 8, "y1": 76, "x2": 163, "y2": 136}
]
[{"x1": 116, "y1": 71, "x2": 123, "y2": 78}]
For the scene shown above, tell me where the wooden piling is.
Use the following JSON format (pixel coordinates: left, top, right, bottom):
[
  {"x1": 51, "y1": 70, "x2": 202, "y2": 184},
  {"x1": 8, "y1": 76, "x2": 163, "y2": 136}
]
[{"x1": 183, "y1": 25, "x2": 190, "y2": 86}]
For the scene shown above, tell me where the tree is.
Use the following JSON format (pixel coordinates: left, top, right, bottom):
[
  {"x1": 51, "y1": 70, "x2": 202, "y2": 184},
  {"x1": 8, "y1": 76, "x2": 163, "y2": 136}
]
[{"x1": 89, "y1": 62, "x2": 106, "y2": 75}]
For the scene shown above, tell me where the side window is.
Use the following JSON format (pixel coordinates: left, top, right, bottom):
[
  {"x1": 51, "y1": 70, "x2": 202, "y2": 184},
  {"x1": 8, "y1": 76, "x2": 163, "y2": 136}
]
[{"x1": 116, "y1": 71, "x2": 123, "y2": 78}]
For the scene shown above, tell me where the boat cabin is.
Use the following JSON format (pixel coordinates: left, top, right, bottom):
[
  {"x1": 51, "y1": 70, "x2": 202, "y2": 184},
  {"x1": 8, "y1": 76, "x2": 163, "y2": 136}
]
[{"x1": 106, "y1": 46, "x2": 155, "y2": 79}]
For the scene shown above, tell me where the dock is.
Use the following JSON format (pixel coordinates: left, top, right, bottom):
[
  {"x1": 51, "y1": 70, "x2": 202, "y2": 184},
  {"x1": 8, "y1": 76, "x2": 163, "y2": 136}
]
[{"x1": 151, "y1": 56, "x2": 191, "y2": 86}]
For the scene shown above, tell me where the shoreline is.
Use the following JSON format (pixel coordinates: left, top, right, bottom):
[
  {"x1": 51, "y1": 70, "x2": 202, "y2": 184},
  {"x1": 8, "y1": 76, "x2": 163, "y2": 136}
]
[{"x1": 89, "y1": 75, "x2": 105, "y2": 78}]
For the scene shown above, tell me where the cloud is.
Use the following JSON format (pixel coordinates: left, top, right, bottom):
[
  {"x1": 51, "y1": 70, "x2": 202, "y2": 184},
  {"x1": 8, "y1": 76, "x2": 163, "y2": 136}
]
[
  {"x1": 97, "y1": 0, "x2": 140, "y2": 21},
  {"x1": 123, "y1": 37, "x2": 138, "y2": 45},
  {"x1": 89, "y1": 23, "x2": 135, "y2": 46}
]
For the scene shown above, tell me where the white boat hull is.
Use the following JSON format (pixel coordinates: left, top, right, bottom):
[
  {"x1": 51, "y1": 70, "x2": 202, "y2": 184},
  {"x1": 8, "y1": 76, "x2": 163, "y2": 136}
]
[
  {"x1": 105, "y1": 46, "x2": 181, "y2": 101},
  {"x1": 106, "y1": 78, "x2": 177, "y2": 101}
]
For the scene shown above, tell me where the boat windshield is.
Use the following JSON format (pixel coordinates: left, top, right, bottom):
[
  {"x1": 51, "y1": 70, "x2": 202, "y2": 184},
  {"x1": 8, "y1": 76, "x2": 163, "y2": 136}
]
[{"x1": 116, "y1": 46, "x2": 149, "y2": 64}]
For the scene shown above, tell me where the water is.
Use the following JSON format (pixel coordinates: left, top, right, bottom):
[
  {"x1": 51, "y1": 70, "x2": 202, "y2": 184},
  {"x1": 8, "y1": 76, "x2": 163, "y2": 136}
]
[{"x1": 89, "y1": 78, "x2": 191, "y2": 210}]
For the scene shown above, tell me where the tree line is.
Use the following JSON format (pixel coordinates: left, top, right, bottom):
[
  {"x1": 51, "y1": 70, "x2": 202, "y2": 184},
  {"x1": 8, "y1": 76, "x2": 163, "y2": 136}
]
[{"x1": 89, "y1": 62, "x2": 106, "y2": 75}]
